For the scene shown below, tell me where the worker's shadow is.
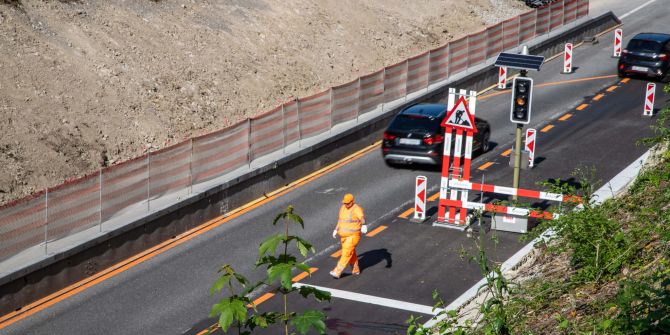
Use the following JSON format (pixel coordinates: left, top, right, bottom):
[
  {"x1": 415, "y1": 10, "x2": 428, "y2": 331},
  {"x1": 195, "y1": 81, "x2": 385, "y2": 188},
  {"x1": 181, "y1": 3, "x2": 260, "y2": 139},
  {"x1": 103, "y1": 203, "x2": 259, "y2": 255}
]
[{"x1": 358, "y1": 248, "x2": 392, "y2": 272}]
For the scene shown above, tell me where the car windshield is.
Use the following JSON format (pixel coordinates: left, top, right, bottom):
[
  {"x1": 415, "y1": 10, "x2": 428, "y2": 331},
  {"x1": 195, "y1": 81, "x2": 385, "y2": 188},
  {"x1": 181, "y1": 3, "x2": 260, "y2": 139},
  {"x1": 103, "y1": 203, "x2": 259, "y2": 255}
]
[
  {"x1": 389, "y1": 115, "x2": 441, "y2": 132},
  {"x1": 627, "y1": 39, "x2": 663, "y2": 53}
]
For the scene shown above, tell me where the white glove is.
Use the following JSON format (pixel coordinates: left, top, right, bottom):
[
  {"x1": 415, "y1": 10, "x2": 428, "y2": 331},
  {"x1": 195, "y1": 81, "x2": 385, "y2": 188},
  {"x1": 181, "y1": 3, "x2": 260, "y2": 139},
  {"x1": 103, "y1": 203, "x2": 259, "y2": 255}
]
[
  {"x1": 361, "y1": 225, "x2": 368, "y2": 234},
  {"x1": 332, "y1": 230, "x2": 338, "y2": 239}
]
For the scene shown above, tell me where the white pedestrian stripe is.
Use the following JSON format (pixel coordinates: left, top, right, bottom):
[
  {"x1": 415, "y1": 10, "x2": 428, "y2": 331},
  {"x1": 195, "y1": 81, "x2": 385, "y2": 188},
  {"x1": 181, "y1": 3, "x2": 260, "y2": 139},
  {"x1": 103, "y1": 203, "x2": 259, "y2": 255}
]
[{"x1": 293, "y1": 283, "x2": 438, "y2": 315}]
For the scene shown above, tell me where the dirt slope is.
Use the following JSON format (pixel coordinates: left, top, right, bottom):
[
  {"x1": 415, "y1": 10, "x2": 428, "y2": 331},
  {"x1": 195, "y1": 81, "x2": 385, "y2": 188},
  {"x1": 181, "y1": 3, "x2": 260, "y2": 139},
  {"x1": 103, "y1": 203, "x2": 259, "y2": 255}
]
[{"x1": 0, "y1": 0, "x2": 525, "y2": 204}]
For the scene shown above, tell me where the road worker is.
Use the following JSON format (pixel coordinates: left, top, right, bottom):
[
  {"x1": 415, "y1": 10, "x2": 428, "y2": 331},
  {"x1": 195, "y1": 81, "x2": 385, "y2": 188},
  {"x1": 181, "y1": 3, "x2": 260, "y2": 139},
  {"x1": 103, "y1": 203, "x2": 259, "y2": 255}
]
[{"x1": 330, "y1": 193, "x2": 367, "y2": 279}]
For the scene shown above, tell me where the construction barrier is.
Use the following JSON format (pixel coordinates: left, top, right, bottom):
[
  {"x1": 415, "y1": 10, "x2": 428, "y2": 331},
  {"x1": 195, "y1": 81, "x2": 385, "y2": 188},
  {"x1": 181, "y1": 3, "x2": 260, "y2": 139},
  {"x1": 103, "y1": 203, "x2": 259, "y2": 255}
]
[
  {"x1": 613, "y1": 28, "x2": 622, "y2": 57},
  {"x1": 0, "y1": 0, "x2": 590, "y2": 261},
  {"x1": 562, "y1": 43, "x2": 573, "y2": 73},
  {"x1": 414, "y1": 176, "x2": 427, "y2": 221},
  {"x1": 525, "y1": 128, "x2": 536, "y2": 168},
  {"x1": 644, "y1": 83, "x2": 655, "y2": 116},
  {"x1": 498, "y1": 66, "x2": 507, "y2": 89}
]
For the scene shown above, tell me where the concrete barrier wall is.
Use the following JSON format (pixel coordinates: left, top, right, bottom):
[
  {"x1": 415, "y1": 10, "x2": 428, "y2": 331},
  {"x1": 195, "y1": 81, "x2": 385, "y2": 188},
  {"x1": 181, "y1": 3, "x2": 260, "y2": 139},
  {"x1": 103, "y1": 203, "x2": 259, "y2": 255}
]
[{"x1": 0, "y1": 11, "x2": 621, "y2": 316}]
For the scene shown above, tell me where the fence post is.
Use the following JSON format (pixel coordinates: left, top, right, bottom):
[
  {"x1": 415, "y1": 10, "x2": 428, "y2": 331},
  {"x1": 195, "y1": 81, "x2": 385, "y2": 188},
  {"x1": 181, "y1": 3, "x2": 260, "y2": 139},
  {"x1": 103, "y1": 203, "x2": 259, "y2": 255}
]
[
  {"x1": 99, "y1": 169, "x2": 102, "y2": 232},
  {"x1": 356, "y1": 77, "x2": 361, "y2": 123},
  {"x1": 147, "y1": 152, "x2": 151, "y2": 212},
  {"x1": 297, "y1": 99, "x2": 303, "y2": 148},
  {"x1": 381, "y1": 67, "x2": 387, "y2": 113},
  {"x1": 247, "y1": 118, "x2": 252, "y2": 168},
  {"x1": 189, "y1": 138, "x2": 193, "y2": 195},
  {"x1": 282, "y1": 104, "x2": 286, "y2": 154},
  {"x1": 329, "y1": 88, "x2": 334, "y2": 135},
  {"x1": 44, "y1": 188, "x2": 48, "y2": 255}
]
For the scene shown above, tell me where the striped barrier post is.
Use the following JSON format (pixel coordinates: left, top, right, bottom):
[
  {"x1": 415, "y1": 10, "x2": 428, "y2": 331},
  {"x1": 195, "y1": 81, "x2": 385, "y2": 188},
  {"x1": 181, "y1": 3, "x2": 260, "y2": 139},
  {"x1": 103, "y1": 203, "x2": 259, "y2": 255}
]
[
  {"x1": 413, "y1": 176, "x2": 427, "y2": 221},
  {"x1": 498, "y1": 66, "x2": 507, "y2": 89},
  {"x1": 613, "y1": 28, "x2": 622, "y2": 58},
  {"x1": 562, "y1": 43, "x2": 573, "y2": 74},
  {"x1": 644, "y1": 83, "x2": 655, "y2": 116},
  {"x1": 441, "y1": 199, "x2": 559, "y2": 220},
  {"x1": 447, "y1": 178, "x2": 582, "y2": 204},
  {"x1": 525, "y1": 128, "x2": 536, "y2": 168}
]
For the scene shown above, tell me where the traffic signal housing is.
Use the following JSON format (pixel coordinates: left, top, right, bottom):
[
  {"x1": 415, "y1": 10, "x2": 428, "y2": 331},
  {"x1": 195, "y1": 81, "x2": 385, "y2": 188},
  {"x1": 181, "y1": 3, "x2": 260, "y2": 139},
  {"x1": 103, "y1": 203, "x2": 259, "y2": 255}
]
[{"x1": 510, "y1": 77, "x2": 533, "y2": 125}]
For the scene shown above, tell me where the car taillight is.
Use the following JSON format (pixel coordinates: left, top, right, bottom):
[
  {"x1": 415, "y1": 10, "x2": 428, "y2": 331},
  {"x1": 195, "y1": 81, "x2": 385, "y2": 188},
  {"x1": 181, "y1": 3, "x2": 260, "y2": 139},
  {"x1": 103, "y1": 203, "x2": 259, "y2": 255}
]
[
  {"x1": 423, "y1": 134, "x2": 444, "y2": 145},
  {"x1": 619, "y1": 63, "x2": 624, "y2": 70},
  {"x1": 383, "y1": 132, "x2": 396, "y2": 141},
  {"x1": 660, "y1": 54, "x2": 668, "y2": 61}
]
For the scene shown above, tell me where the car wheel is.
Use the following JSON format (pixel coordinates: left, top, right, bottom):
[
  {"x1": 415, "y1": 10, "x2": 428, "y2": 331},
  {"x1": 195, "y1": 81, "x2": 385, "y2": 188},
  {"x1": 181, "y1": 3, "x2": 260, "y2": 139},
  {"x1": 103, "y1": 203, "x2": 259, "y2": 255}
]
[
  {"x1": 617, "y1": 70, "x2": 625, "y2": 78},
  {"x1": 479, "y1": 132, "x2": 491, "y2": 153}
]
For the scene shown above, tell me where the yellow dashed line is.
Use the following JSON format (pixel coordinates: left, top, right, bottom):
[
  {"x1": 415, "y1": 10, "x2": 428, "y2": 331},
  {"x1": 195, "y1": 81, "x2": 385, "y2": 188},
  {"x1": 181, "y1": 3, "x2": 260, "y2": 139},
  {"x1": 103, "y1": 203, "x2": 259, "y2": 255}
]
[
  {"x1": 478, "y1": 162, "x2": 494, "y2": 170},
  {"x1": 399, "y1": 207, "x2": 414, "y2": 218},
  {"x1": 366, "y1": 225, "x2": 387, "y2": 237},
  {"x1": 501, "y1": 149, "x2": 512, "y2": 157},
  {"x1": 331, "y1": 250, "x2": 342, "y2": 258},
  {"x1": 621, "y1": 78, "x2": 630, "y2": 83},
  {"x1": 576, "y1": 104, "x2": 588, "y2": 111},
  {"x1": 292, "y1": 267, "x2": 318, "y2": 283},
  {"x1": 607, "y1": 86, "x2": 617, "y2": 92},
  {"x1": 559, "y1": 113, "x2": 573, "y2": 121},
  {"x1": 593, "y1": 93, "x2": 605, "y2": 101},
  {"x1": 428, "y1": 192, "x2": 440, "y2": 201},
  {"x1": 541, "y1": 125, "x2": 554, "y2": 132},
  {"x1": 248, "y1": 292, "x2": 275, "y2": 308}
]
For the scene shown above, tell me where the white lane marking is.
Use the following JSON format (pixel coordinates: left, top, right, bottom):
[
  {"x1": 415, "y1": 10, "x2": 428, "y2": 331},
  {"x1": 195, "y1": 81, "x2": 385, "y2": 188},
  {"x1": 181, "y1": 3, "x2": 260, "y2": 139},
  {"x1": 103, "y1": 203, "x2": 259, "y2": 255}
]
[
  {"x1": 294, "y1": 283, "x2": 437, "y2": 315},
  {"x1": 620, "y1": 0, "x2": 656, "y2": 19}
]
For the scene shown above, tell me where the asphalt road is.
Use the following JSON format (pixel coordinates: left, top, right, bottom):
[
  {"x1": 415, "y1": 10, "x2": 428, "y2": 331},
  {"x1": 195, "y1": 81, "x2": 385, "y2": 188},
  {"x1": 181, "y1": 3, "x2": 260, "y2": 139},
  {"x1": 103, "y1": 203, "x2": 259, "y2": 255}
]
[{"x1": 3, "y1": 0, "x2": 670, "y2": 334}]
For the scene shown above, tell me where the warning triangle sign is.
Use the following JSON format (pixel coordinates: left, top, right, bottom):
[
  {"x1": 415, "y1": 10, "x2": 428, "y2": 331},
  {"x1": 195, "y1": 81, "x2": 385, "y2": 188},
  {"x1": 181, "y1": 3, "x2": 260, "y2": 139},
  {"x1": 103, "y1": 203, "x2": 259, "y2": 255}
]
[{"x1": 441, "y1": 96, "x2": 477, "y2": 132}]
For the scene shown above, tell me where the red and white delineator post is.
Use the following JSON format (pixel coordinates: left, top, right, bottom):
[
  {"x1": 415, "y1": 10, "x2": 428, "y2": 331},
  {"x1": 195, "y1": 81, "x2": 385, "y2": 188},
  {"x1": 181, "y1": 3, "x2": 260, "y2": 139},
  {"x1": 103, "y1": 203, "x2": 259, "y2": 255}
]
[
  {"x1": 525, "y1": 128, "x2": 536, "y2": 168},
  {"x1": 644, "y1": 83, "x2": 655, "y2": 116},
  {"x1": 413, "y1": 176, "x2": 427, "y2": 221},
  {"x1": 613, "y1": 28, "x2": 622, "y2": 58},
  {"x1": 562, "y1": 43, "x2": 573, "y2": 74},
  {"x1": 437, "y1": 88, "x2": 477, "y2": 228},
  {"x1": 498, "y1": 66, "x2": 507, "y2": 89}
]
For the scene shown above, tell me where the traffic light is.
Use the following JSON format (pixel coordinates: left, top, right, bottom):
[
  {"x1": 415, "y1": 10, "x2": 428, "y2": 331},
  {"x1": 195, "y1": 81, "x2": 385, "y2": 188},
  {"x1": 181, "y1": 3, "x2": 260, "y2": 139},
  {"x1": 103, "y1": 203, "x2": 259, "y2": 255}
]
[{"x1": 510, "y1": 77, "x2": 533, "y2": 124}]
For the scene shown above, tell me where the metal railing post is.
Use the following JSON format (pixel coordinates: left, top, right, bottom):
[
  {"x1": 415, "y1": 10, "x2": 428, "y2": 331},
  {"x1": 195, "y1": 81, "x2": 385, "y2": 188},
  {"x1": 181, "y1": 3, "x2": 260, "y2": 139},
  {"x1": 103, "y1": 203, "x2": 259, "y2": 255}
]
[
  {"x1": 189, "y1": 138, "x2": 193, "y2": 195},
  {"x1": 44, "y1": 188, "x2": 48, "y2": 255},
  {"x1": 99, "y1": 169, "x2": 102, "y2": 232}
]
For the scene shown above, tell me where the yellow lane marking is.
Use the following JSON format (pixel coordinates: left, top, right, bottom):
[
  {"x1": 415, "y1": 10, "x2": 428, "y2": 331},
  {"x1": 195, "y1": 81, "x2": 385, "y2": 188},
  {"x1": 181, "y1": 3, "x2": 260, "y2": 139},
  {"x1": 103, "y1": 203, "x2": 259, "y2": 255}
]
[
  {"x1": 501, "y1": 149, "x2": 512, "y2": 157},
  {"x1": 621, "y1": 78, "x2": 630, "y2": 83},
  {"x1": 478, "y1": 162, "x2": 494, "y2": 170},
  {"x1": 607, "y1": 85, "x2": 617, "y2": 92},
  {"x1": 0, "y1": 141, "x2": 382, "y2": 330},
  {"x1": 428, "y1": 192, "x2": 440, "y2": 201},
  {"x1": 593, "y1": 93, "x2": 605, "y2": 101},
  {"x1": 399, "y1": 207, "x2": 414, "y2": 218},
  {"x1": 479, "y1": 75, "x2": 618, "y2": 100},
  {"x1": 247, "y1": 292, "x2": 275, "y2": 308},
  {"x1": 331, "y1": 250, "x2": 342, "y2": 258},
  {"x1": 541, "y1": 125, "x2": 555, "y2": 132},
  {"x1": 292, "y1": 267, "x2": 318, "y2": 283},
  {"x1": 559, "y1": 113, "x2": 573, "y2": 121},
  {"x1": 366, "y1": 225, "x2": 388, "y2": 237},
  {"x1": 576, "y1": 104, "x2": 588, "y2": 111}
]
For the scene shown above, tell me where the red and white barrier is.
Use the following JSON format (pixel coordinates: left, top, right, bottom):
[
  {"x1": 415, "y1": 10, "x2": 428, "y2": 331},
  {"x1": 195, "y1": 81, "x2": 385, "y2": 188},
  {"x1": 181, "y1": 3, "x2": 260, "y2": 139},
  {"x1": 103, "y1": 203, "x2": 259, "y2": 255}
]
[
  {"x1": 644, "y1": 83, "x2": 655, "y2": 116},
  {"x1": 525, "y1": 128, "x2": 536, "y2": 168},
  {"x1": 498, "y1": 66, "x2": 507, "y2": 89},
  {"x1": 441, "y1": 199, "x2": 559, "y2": 220},
  {"x1": 613, "y1": 28, "x2": 622, "y2": 58},
  {"x1": 414, "y1": 176, "x2": 427, "y2": 221},
  {"x1": 447, "y1": 179, "x2": 582, "y2": 204},
  {"x1": 562, "y1": 43, "x2": 573, "y2": 74}
]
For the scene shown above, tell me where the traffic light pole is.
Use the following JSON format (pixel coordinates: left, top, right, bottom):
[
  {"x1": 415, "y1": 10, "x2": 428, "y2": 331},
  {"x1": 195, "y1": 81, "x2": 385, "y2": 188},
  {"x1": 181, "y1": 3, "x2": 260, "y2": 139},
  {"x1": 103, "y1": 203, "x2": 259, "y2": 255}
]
[{"x1": 512, "y1": 69, "x2": 528, "y2": 201}]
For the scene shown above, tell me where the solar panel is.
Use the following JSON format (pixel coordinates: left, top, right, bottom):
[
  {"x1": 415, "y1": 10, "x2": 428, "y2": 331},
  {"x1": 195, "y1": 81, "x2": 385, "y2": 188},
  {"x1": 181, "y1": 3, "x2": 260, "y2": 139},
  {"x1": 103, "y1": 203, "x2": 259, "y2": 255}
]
[{"x1": 494, "y1": 52, "x2": 545, "y2": 71}]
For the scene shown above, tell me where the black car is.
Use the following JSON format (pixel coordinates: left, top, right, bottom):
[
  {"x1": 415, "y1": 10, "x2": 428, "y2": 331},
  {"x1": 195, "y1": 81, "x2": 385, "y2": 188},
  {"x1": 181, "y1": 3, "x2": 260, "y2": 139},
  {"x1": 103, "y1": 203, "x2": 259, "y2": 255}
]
[
  {"x1": 382, "y1": 103, "x2": 491, "y2": 166},
  {"x1": 618, "y1": 32, "x2": 670, "y2": 82}
]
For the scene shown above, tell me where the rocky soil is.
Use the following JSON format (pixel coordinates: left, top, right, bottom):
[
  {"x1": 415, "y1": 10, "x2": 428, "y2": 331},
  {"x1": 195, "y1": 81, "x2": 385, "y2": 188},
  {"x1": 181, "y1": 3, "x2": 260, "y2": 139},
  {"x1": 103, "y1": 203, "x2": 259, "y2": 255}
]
[{"x1": 0, "y1": 0, "x2": 526, "y2": 205}]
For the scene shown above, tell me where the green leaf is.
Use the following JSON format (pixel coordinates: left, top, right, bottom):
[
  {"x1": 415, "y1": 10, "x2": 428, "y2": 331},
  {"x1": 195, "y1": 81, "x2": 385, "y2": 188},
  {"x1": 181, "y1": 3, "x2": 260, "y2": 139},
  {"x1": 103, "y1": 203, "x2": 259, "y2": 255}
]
[
  {"x1": 291, "y1": 310, "x2": 327, "y2": 334},
  {"x1": 298, "y1": 285, "x2": 332, "y2": 302},
  {"x1": 259, "y1": 234, "x2": 284, "y2": 257},
  {"x1": 210, "y1": 298, "x2": 248, "y2": 332},
  {"x1": 210, "y1": 274, "x2": 232, "y2": 295},
  {"x1": 267, "y1": 263, "x2": 294, "y2": 289},
  {"x1": 286, "y1": 212, "x2": 304, "y2": 228},
  {"x1": 296, "y1": 240, "x2": 310, "y2": 257}
]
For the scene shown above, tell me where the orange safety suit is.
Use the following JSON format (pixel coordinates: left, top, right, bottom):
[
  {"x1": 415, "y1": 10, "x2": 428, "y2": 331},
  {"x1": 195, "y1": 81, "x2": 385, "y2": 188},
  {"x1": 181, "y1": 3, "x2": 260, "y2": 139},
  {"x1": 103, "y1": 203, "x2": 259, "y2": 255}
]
[{"x1": 332, "y1": 203, "x2": 365, "y2": 277}]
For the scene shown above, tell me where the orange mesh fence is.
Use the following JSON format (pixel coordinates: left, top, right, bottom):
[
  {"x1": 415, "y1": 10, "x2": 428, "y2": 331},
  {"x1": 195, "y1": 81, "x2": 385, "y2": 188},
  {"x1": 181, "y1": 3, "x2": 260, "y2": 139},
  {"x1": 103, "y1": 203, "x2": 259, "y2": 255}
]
[
  {"x1": 467, "y1": 31, "x2": 487, "y2": 67},
  {"x1": 250, "y1": 106, "x2": 284, "y2": 161},
  {"x1": 192, "y1": 121, "x2": 249, "y2": 184},
  {"x1": 550, "y1": 1, "x2": 565, "y2": 30},
  {"x1": 406, "y1": 52, "x2": 430, "y2": 93},
  {"x1": 331, "y1": 79, "x2": 360, "y2": 126},
  {"x1": 519, "y1": 10, "x2": 537, "y2": 43},
  {"x1": 102, "y1": 154, "x2": 149, "y2": 221},
  {"x1": 448, "y1": 37, "x2": 468, "y2": 75},
  {"x1": 298, "y1": 89, "x2": 331, "y2": 139},
  {"x1": 359, "y1": 70, "x2": 384, "y2": 114},
  {"x1": 428, "y1": 44, "x2": 449, "y2": 84},
  {"x1": 0, "y1": 193, "x2": 46, "y2": 261},
  {"x1": 46, "y1": 173, "x2": 100, "y2": 241},
  {"x1": 383, "y1": 60, "x2": 408, "y2": 103}
]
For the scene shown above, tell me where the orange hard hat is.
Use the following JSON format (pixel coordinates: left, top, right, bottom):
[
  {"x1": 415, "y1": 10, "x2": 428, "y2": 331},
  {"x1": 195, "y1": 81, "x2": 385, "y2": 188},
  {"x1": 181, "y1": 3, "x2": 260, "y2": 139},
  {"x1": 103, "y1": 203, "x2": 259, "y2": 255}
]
[{"x1": 342, "y1": 193, "x2": 355, "y2": 204}]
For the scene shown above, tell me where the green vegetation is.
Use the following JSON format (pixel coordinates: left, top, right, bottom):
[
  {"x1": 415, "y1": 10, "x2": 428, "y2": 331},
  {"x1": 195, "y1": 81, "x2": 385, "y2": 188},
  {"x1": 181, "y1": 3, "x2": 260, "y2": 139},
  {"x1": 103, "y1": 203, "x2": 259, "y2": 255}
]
[
  {"x1": 206, "y1": 206, "x2": 331, "y2": 335},
  {"x1": 411, "y1": 83, "x2": 670, "y2": 334}
]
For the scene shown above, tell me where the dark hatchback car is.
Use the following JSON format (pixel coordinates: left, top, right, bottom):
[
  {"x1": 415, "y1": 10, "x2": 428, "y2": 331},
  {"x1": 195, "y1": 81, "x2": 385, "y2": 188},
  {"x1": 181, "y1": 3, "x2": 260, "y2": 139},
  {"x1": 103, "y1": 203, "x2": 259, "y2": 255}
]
[
  {"x1": 382, "y1": 103, "x2": 491, "y2": 166},
  {"x1": 618, "y1": 32, "x2": 670, "y2": 82}
]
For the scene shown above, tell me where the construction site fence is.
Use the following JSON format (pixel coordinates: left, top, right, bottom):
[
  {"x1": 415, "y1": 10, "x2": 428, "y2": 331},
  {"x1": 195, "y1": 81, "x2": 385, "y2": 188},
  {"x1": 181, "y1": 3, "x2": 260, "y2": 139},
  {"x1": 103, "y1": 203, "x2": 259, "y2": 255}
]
[{"x1": 0, "y1": 0, "x2": 588, "y2": 261}]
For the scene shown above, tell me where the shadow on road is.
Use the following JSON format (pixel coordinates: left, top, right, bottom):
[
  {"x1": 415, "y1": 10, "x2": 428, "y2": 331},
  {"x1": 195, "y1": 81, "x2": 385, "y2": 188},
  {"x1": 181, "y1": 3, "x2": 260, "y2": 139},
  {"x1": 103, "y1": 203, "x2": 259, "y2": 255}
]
[{"x1": 358, "y1": 248, "x2": 392, "y2": 272}]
